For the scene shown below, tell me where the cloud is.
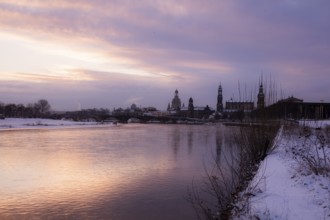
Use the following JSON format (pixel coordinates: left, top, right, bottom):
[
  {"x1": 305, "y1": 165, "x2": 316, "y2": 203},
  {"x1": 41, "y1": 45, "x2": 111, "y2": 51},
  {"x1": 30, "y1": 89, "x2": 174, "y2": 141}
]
[
  {"x1": 0, "y1": 0, "x2": 329, "y2": 109},
  {"x1": 0, "y1": 68, "x2": 191, "y2": 110}
]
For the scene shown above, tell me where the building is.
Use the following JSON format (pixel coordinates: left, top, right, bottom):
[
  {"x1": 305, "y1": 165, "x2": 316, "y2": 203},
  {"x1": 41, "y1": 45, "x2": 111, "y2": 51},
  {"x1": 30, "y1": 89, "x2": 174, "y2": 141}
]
[
  {"x1": 181, "y1": 104, "x2": 214, "y2": 119},
  {"x1": 167, "y1": 91, "x2": 214, "y2": 118},
  {"x1": 257, "y1": 83, "x2": 265, "y2": 109},
  {"x1": 188, "y1": 97, "x2": 194, "y2": 118},
  {"x1": 216, "y1": 83, "x2": 224, "y2": 113},
  {"x1": 225, "y1": 100, "x2": 254, "y2": 113},
  {"x1": 168, "y1": 89, "x2": 182, "y2": 112},
  {"x1": 265, "y1": 96, "x2": 330, "y2": 119}
]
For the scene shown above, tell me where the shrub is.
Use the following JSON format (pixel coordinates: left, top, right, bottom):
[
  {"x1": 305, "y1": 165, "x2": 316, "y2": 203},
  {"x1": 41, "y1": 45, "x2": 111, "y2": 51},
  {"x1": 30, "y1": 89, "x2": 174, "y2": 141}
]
[
  {"x1": 295, "y1": 124, "x2": 330, "y2": 176},
  {"x1": 187, "y1": 121, "x2": 280, "y2": 219}
]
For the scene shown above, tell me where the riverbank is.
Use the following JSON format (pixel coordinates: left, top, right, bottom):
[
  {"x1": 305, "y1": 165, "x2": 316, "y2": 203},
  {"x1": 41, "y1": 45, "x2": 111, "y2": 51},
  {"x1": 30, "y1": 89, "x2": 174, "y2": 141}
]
[
  {"x1": 232, "y1": 121, "x2": 330, "y2": 219},
  {"x1": 0, "y1": 118, "x2": 116, "y2": 130}
]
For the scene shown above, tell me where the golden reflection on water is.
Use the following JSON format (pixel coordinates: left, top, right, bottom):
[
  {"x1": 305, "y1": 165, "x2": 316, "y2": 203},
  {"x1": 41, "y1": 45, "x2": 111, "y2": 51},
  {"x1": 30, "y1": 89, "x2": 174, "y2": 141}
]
[
  {"x1": 0, "y1": 128, "x2": 175, "y2": 210},
  {"x1": 0, "y1": 124, "x2": 220, "y2": 219}
]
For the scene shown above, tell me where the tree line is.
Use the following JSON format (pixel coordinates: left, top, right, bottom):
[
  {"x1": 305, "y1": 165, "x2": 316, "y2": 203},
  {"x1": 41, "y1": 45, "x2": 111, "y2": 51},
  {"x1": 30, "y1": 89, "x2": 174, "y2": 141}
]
[{"x1": 0, "y1": 99, "x2": 51, "y2": 118}]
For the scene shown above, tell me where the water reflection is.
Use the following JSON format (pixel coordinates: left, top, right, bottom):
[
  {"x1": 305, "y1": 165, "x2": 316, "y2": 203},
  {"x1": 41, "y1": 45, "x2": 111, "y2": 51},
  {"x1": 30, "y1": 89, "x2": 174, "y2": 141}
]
[
  {"x1": 216, "y1": 125, "x2": 223, "y2": 164},
  {"x1": 187, "y1": 127, "x2": 193, "y2": 155},
  {"x1": 171, "y1": 126, "x2": 181, "y2": 158},
  {"x1": 0, "y1": 124, "x2": 231, "y2": 220}
]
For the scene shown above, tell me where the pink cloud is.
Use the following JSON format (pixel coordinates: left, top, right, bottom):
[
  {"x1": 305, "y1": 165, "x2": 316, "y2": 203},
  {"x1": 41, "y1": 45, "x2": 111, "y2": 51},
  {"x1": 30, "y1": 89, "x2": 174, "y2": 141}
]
[{"x1": 0, "y1": 0, "x2": 329, "y2": 109}]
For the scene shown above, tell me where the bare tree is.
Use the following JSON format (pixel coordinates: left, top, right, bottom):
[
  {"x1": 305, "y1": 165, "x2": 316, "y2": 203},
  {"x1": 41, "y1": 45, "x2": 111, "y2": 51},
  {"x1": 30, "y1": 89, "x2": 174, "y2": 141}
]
[
  {"x1": 36, "y1": 99, "x2": 51, "y2": 114},
  {"x1": 187, "y1": 122, "x2": 280, "y2": 219}
]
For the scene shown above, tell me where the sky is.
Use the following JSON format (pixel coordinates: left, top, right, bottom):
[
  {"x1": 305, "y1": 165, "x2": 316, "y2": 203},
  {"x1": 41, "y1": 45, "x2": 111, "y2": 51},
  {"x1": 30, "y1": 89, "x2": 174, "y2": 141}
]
[{"x1": 0, "y1": 0, "x2": 329, "y2": 111}]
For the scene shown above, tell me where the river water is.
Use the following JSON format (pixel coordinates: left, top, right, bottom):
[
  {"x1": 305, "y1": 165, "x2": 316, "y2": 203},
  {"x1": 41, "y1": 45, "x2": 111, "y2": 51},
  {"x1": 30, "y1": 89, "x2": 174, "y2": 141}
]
[{"x1": 0, "y1": 124, "x2": 228, "y2": 220}]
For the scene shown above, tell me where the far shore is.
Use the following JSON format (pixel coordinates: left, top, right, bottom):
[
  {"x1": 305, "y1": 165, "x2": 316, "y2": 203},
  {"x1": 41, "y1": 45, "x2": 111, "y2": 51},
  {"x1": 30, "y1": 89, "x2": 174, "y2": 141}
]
[{"x1": 0, "y1": 118, "x2": 118, "y2": 131}]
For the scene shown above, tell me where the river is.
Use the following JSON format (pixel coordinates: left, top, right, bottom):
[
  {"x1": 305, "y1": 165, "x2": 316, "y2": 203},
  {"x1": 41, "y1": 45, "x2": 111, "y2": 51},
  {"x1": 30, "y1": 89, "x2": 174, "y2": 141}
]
[{"x1": 0, "y1": 123, "x2": 229, "y2": 220}]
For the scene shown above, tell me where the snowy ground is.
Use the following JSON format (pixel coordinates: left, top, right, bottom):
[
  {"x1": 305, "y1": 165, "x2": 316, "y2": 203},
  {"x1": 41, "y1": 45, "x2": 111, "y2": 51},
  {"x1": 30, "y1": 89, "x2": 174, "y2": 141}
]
[
  {"x1": 299, "y1": 119, "x2": 330, "y2": 129},
  {"x1": 233, "y1": 121, "x2": 330, "y2": 220},
  {"x1": 0, "y1": 118, "x2": 115, "y2": 130}
]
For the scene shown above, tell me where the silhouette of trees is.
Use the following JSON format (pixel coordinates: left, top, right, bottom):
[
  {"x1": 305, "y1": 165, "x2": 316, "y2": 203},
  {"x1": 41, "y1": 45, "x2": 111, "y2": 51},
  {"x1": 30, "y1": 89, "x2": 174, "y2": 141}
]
[
  {"x1": 4, "y1": 104, "x2": 17, "y2": 117},
  {"x1": 35, "y1": 99, "x2": 51, "y2": 116},
  {"x1": 0, "y1": 102, "x2": 4, "y2": 115},
  {"x1": 0, "y1": 99, "x2": 51, "y2": 118}
]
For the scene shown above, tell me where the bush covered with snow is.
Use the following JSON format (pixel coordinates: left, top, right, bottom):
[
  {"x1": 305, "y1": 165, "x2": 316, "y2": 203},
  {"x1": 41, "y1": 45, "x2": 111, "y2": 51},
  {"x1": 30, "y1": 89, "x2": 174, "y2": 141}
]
[
  {"x1": 293, "y1": 125, "x2": 330, "y2": 176},
  {"x1": 232, "y1": 122, "x2": 330, "y2": 220}
]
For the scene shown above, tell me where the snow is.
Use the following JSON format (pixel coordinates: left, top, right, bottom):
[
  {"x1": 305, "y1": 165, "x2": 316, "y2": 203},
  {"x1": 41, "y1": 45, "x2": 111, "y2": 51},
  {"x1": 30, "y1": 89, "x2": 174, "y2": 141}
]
[
  {"x1": 0, "y1": 118, "x2": 115, "y2": 130},
  {"x1": 233, "y1": 122, "x2": 330, "y2": 220},
  {"x1": 299, "y1": 119, "x2": 330, "y2": 128}
]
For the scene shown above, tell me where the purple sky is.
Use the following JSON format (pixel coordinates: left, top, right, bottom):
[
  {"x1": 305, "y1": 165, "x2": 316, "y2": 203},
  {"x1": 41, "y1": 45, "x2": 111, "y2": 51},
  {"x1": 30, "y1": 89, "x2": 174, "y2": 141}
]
[{"x1": 0, "y1": 0, "x2": 329, "y2": 110}]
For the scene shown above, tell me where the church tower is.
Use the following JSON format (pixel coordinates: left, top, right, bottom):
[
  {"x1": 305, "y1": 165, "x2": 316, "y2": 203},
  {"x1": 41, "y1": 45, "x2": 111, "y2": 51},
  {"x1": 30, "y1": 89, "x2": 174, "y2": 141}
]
[
  {"x1": 188, "y1": 97, "x2": 194, "y2": 118},
  {"x1": 216, "y1": 82, "x2": 223, "y2": 112},
  {"x1": 257, "y1": 82, "x2": 265, "y2": 109},
  {"x1": 171, "y1": 89, "x2": 182, "y2": 111}
]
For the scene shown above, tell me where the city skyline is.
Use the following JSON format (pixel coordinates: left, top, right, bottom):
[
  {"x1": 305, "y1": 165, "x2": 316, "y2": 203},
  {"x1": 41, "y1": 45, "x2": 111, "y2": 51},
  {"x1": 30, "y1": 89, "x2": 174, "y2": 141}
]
[{"x1": 0, "y1": 1, "x2": 329, "y2": 110}]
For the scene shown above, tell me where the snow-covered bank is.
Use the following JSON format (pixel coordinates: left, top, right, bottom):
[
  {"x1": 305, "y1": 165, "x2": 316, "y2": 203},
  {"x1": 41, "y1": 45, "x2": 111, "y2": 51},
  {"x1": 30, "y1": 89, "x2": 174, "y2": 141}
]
[
  {"x1": 233, "y1": 122, "x2": 330, "y2": 220},
  {"x1": 299, "y1": 119, "x2": 330, "y2": 128},
  {"x1": 0, "y1": 118, "x2": 115, "y2": 130}
]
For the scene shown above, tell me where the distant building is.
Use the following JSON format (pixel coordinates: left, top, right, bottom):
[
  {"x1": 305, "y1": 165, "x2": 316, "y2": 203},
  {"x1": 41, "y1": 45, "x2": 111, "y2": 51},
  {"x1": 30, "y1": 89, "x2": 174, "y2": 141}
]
[
  {"x1": 257, "y1": 83, "x2": 265, "y2": 109},
  {"x1": 280, "y1": 96, "x2": 303, "y2": 103},
  {"x1": 265, "y1": 96, "x2": 330, "y2": 119},
  {"x1": 181, "y1": 104, "x2": 214, "y2": 119},
  {"x1": 167, "y1": 91, "x2": 214, "y2": 118},
  {"x1": 225, "y1": 100, "x2": 254, "y2": 113},
  {"x1": 188, "y1": 97, "x2": 194, "y2": 118},
  {"x1": 216, "y1": 82, "x2": 224, "y2": 113},
  {"x1": 168, "y1": 89, "x2": 182, "y2": 111}
]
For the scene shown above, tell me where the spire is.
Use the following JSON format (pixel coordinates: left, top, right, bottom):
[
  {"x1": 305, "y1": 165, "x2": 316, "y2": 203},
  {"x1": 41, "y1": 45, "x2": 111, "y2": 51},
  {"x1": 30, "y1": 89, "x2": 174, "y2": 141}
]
[
  {"x1": 218, "y1": 82, "x2": 222, "y2": 92},
  {"x1": 217, "y1": 82, "x2": 223, "y2": 113},
  {"x1": 257, "y1": 76, "x2": 265, "y2": 109},
  {"x1": 188, "y1": 97, "x2": 194, "y2": 118},
  {"x1": 259, "y1": 83, "x2": 264, "y2": 93}
]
